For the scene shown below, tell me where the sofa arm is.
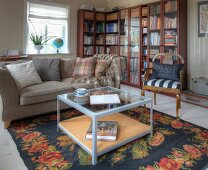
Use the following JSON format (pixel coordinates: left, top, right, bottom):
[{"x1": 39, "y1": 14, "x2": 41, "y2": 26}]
[{"x1": 0, "y1": 67, "x2": 19, "y2": 121}]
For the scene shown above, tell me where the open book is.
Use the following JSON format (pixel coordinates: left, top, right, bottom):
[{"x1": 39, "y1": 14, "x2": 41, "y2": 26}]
[{"x1": 90, "y1": 94, "x2": 121, "y2": 105}]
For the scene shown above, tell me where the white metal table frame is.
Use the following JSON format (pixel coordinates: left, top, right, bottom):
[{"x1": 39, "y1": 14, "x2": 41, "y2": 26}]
[{"x1": 57, "y1": 87, "x2": 153, "y2": 165}]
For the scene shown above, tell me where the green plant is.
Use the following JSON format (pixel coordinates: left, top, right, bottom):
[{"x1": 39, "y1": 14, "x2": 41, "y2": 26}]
[{"x1": 29, "y1": 33, "x2": 52, "y2": 45}]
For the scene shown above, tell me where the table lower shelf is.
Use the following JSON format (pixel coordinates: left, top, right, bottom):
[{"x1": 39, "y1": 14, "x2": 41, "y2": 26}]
[{"x1": 59, "y1": 113, "x2": 151, "y2": 156}]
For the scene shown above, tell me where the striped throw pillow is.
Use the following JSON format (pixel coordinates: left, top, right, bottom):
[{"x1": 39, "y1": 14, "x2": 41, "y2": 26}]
[{"x1": 72, "y1": 57, "x2": 96, "y2": 77}]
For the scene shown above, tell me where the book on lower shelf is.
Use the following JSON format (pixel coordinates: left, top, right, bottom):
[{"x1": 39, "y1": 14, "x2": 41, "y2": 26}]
[{"x1": 85, "y1": 121, "x2": 118, "y2": 141}]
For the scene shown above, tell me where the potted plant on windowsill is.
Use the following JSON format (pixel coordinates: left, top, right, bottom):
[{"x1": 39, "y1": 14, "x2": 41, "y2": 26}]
[{"x1": 29, "y1": 33, "x2": 52, "y2": 54}]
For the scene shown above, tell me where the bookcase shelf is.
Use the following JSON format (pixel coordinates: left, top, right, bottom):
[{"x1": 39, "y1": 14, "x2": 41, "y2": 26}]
[{"x1": 77, "y1": 0, "x2": 187, "y2": 89}]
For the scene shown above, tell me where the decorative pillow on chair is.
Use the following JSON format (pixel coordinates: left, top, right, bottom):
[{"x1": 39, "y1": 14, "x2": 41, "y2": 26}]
[
  {"x1": 72, "y1": 57, "x2": 96, "y2": 77},
  {"x1": 6, "y1": 61, "x2": 42, "y2": 89},
  {"x1": 150, "y1": 63, "x2": 183, "y2": 82},
  {"x1": 33, "y1": 58, "x2": 61, "y2": 81},
  {"x1": 95, "y1": 60, "x2": 110, "y2": 78}
]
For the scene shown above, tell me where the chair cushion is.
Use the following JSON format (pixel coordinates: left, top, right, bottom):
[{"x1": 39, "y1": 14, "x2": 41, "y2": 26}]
[
  {"x1": 33, "y1": 58, "x2": 61, "y2": 81},
  {"x1": 144, "y1": 79, "x2": 181, "y2": 89},
  {"x1": 150, "y1": 63, "x2": 183, "y2": 81},
  {"x1": 20, "y1": 81, "x2": 73, "y2": 106}
]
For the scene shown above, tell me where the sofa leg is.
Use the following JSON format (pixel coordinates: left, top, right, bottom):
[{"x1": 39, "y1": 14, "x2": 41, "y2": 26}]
[
  {"x1": 154, "y1": 92, "x2": 156, "y2": 105},
  {"x1": 176, "y1": 95, "x2": 180, "y2": 119},
  {"x1": 4, "y1": 120, "x2": 11, "y2": 129}
]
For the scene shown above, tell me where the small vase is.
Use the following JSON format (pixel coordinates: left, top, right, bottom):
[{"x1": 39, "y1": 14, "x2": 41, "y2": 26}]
[{"x1": 34, "y1": 45, "x2": 43, "y2": 54}]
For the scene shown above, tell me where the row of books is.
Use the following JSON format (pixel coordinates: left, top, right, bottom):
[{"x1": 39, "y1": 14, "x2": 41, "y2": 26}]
[
  {"x1": 96, "y1": 35, "x2": 104, "y2": 45},
  {"x1": 96, "y1": 13, "x2": 105, "y2": 21},
  {"x1": 96, "y1": 46, "x2": 105, "y2": 54},
  {"x1": 150, "y1": 4, "x2": 160, "y2": 16},
  {"x1": 106, "y1": 23, "x2": 118, "y2": 33},
  {"x1": 143, "y1": 61, "x2": 148, "y2": 69},
  {"x1": 164, "y1": 47, "x2": 177, "y2": 54},
  {"x1": 150, "y1": 16, "x2": 161, "y2": 30},
  {"x1": 106, "y1": 12, "x2": 119, "y2": 21},
  {"x1": 96, "y1": 22, "x2": 105, "y2": 33},
  {"x1": 84, "y1": 21, "x2": 94, "y2": 32},
  {"x1": 84, "y1": 36, "x2": 93, "y2": 45},
  {"x1": 120, "y1": 46, "x2": 128, "y2": 56},
  {"x1": 150, "y1": 32, "x2": 160, "y2": 46},
  {"x1": 164, "y1": 17, "x2": 177, "y2": 29},
  {"x1": 164, "y1": 30, "x2": 177, "y2": 45},
  {"x1": 130, "y1": 31, "x2": 140, "y2": 46},
  {"x1": 85, "y1": 121, "x2": 118, "y2": 141},
  {"x1": 106, "y1": 35, "x2": 118, "y2": 45},
  {"x1": 130, "y1": 72, "x2": 139, "y2": 84},
  {"x1": 165, "y1": 1, "x2": 177, "y2": 13},
  {"x1": 120, "y1": 35, "x2": 128, "y2": 45},
  {"x1": 106, "y1": 46, "x2": 118, "y2": 55},
  {"x1": 142, "y1": 48, "x2": 147, "y2": 56},
  {"x1": 143, "y1": 27, "x2": 148, "y2": 33},
  {"x1": 142, "y1": 7, "x2": 148, "y2": 16},
  {"x1": 84, "y1": 12, "x2": 94, "y2": 20},
  {"x1": 150, "y1": 49, "x2": 160, "y2": 58},
  {"x1": 130, "y1": 58, "x2": 139, "y2": 72},
  {"x1": 142, "y1": 18, "x2": 148, "y2": 27},
  {"x1": 84, "y1": 46, "x2": 93, "y2": 56},
  {"x1": 143, "y1": 35, "x2": 148, "y2": 45}
]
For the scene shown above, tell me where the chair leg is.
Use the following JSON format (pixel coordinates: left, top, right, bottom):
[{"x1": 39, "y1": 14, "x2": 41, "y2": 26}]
[
  {"x1": 141, "y1": 89, "x2": 145, "y2": 96},
  {"x1": 176, "y1": 95, "x2": 180, "y2": 118},
  {"x1": 4, "y1": 120, "x2": 11, "y2": 129},
  {"x1": 179, "y1": 96, "x2": 181, "y2": 109},
  {"x1": 154, "y1": 92, "x2": 156, "y2": 105}
]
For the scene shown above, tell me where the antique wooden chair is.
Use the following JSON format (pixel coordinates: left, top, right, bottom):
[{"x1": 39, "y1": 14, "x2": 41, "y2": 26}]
[{"x1": 141, "y1": 53, "x2": 184, "y2": 118}]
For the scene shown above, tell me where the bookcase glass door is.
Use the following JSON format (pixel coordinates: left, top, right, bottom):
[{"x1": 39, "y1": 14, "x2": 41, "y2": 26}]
[
  {"x1": 130, "y1": 8, "x2": 140, "y2": 85},
  {"x1": 84, "y1": 11, "x2": 94, "y2": 57},
  {"x1": 96, "y1": 12, "x2": 105, "y2": 54},
  {"x1": 105, "y1": 12, "x2": 119, "y2": 55},
  {"x1": 149, "y1": 3, "x2": 161, "y2": 61},
  {"x1": 120, "y1": 9, "x2": 129, "y2": 83},
  {"x1": 163, "y1": 0, "x2": 178, "y2": 58}
]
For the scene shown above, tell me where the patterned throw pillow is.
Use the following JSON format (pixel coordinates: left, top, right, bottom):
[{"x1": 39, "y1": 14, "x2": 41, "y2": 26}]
[
  {"x1": 95, "y1": 60, "x2": 110, "y2": 78},
  {"x1": 150, "y1": 63, "x2": 183, "y2": 81},
  {"x1": 72, "y1": 57, "x2": 96, "y2": 77}
]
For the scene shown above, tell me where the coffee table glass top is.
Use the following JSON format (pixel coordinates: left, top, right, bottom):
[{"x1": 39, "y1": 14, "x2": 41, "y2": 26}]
[{"x1": 58, "y1": 87, "x2": 151, "y2": 116}]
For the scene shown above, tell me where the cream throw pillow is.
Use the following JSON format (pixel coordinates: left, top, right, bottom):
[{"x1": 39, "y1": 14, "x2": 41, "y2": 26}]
[{"x1": 6, "y1": 61, "x2": 42, "y2": 89}]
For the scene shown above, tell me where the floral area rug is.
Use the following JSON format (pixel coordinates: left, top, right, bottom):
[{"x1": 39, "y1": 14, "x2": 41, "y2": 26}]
[{"x1": 8, "y1": 107, "x2": 208, "y2": 170}]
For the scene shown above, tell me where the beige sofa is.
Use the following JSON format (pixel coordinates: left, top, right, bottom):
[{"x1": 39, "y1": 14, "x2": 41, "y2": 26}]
[{"x1": 0, "y1": 54, "x2": 121, "y2": 128}]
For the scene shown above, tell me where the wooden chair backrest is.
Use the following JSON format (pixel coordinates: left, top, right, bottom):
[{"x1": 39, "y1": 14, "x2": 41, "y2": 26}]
[{"x1": 153, "y1": 53, "x2": 184, "y2": 65}]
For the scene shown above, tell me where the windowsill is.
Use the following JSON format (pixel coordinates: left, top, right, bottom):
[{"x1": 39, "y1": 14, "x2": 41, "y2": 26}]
[{"x1": 26, "y1": 53, "x2": 73, "y2": 56}]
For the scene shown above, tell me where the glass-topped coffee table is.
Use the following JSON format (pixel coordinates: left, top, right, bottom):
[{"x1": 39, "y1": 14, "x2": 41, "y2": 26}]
[{"x1": 57, "y1": 87, "x2": 153, "y2": 165}]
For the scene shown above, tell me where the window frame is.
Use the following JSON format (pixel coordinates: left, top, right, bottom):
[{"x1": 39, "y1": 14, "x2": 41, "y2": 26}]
[{"x1": 23, "y1": 0, "x2": 70, "y2": 54}]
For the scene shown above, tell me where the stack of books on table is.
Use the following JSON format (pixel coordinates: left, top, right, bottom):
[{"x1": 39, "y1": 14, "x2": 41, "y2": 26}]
[{"x1": 85, "y1": 121, "x2": 118, "y2": 141}]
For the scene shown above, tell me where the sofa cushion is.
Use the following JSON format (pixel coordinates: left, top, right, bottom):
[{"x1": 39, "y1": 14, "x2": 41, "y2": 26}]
[
  {"x1": 95, "y1": 60, "x2": 110, "y2": 78},
  {"x1": 20, "y1": 81, "x2": 73, "y2": 106},
  {"x1": 6, "y1": 61, "x2": 42, "y2": 89},
  {"x1": 33, "y1": 58, "x2": 61, "y2": 81},
  {"x1": 72, "y1": 57, "x2": 96, "y2": 77},
  {"x1": 60, "y1": 58, "x2": 76, "y2": 79},
  {"x1": 62, "y1": 78, "x2": 73, "y2": 85}
]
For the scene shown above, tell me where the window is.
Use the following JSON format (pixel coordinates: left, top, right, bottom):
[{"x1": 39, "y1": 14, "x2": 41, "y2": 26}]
[{"x1": 25, "y1": 0, "x2": 69, "y2": 54}]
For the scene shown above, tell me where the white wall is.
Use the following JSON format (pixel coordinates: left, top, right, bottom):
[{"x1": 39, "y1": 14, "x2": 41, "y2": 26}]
[
  {"x1": 187, "y1": 0, "x2": 208, "y2": 88},
  {"x1": 0, "y1": 0, "x2": 106, "y2": 57}
]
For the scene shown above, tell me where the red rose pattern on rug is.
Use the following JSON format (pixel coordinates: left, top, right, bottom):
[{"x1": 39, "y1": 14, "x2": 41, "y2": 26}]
[{"x1": 8, "y1": 107, "x2": 208, "y2": 170}]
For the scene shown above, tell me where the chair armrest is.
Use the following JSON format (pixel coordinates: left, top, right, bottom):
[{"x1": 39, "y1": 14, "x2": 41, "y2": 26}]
[{"x1": 0, "y1": 67, "x2": 19, "y2": 121}]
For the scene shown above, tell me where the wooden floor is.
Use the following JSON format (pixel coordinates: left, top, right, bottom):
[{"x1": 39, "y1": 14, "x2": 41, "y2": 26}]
[{"x1": 0, "y1": 85, "x2": 208, "y2": 170}]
